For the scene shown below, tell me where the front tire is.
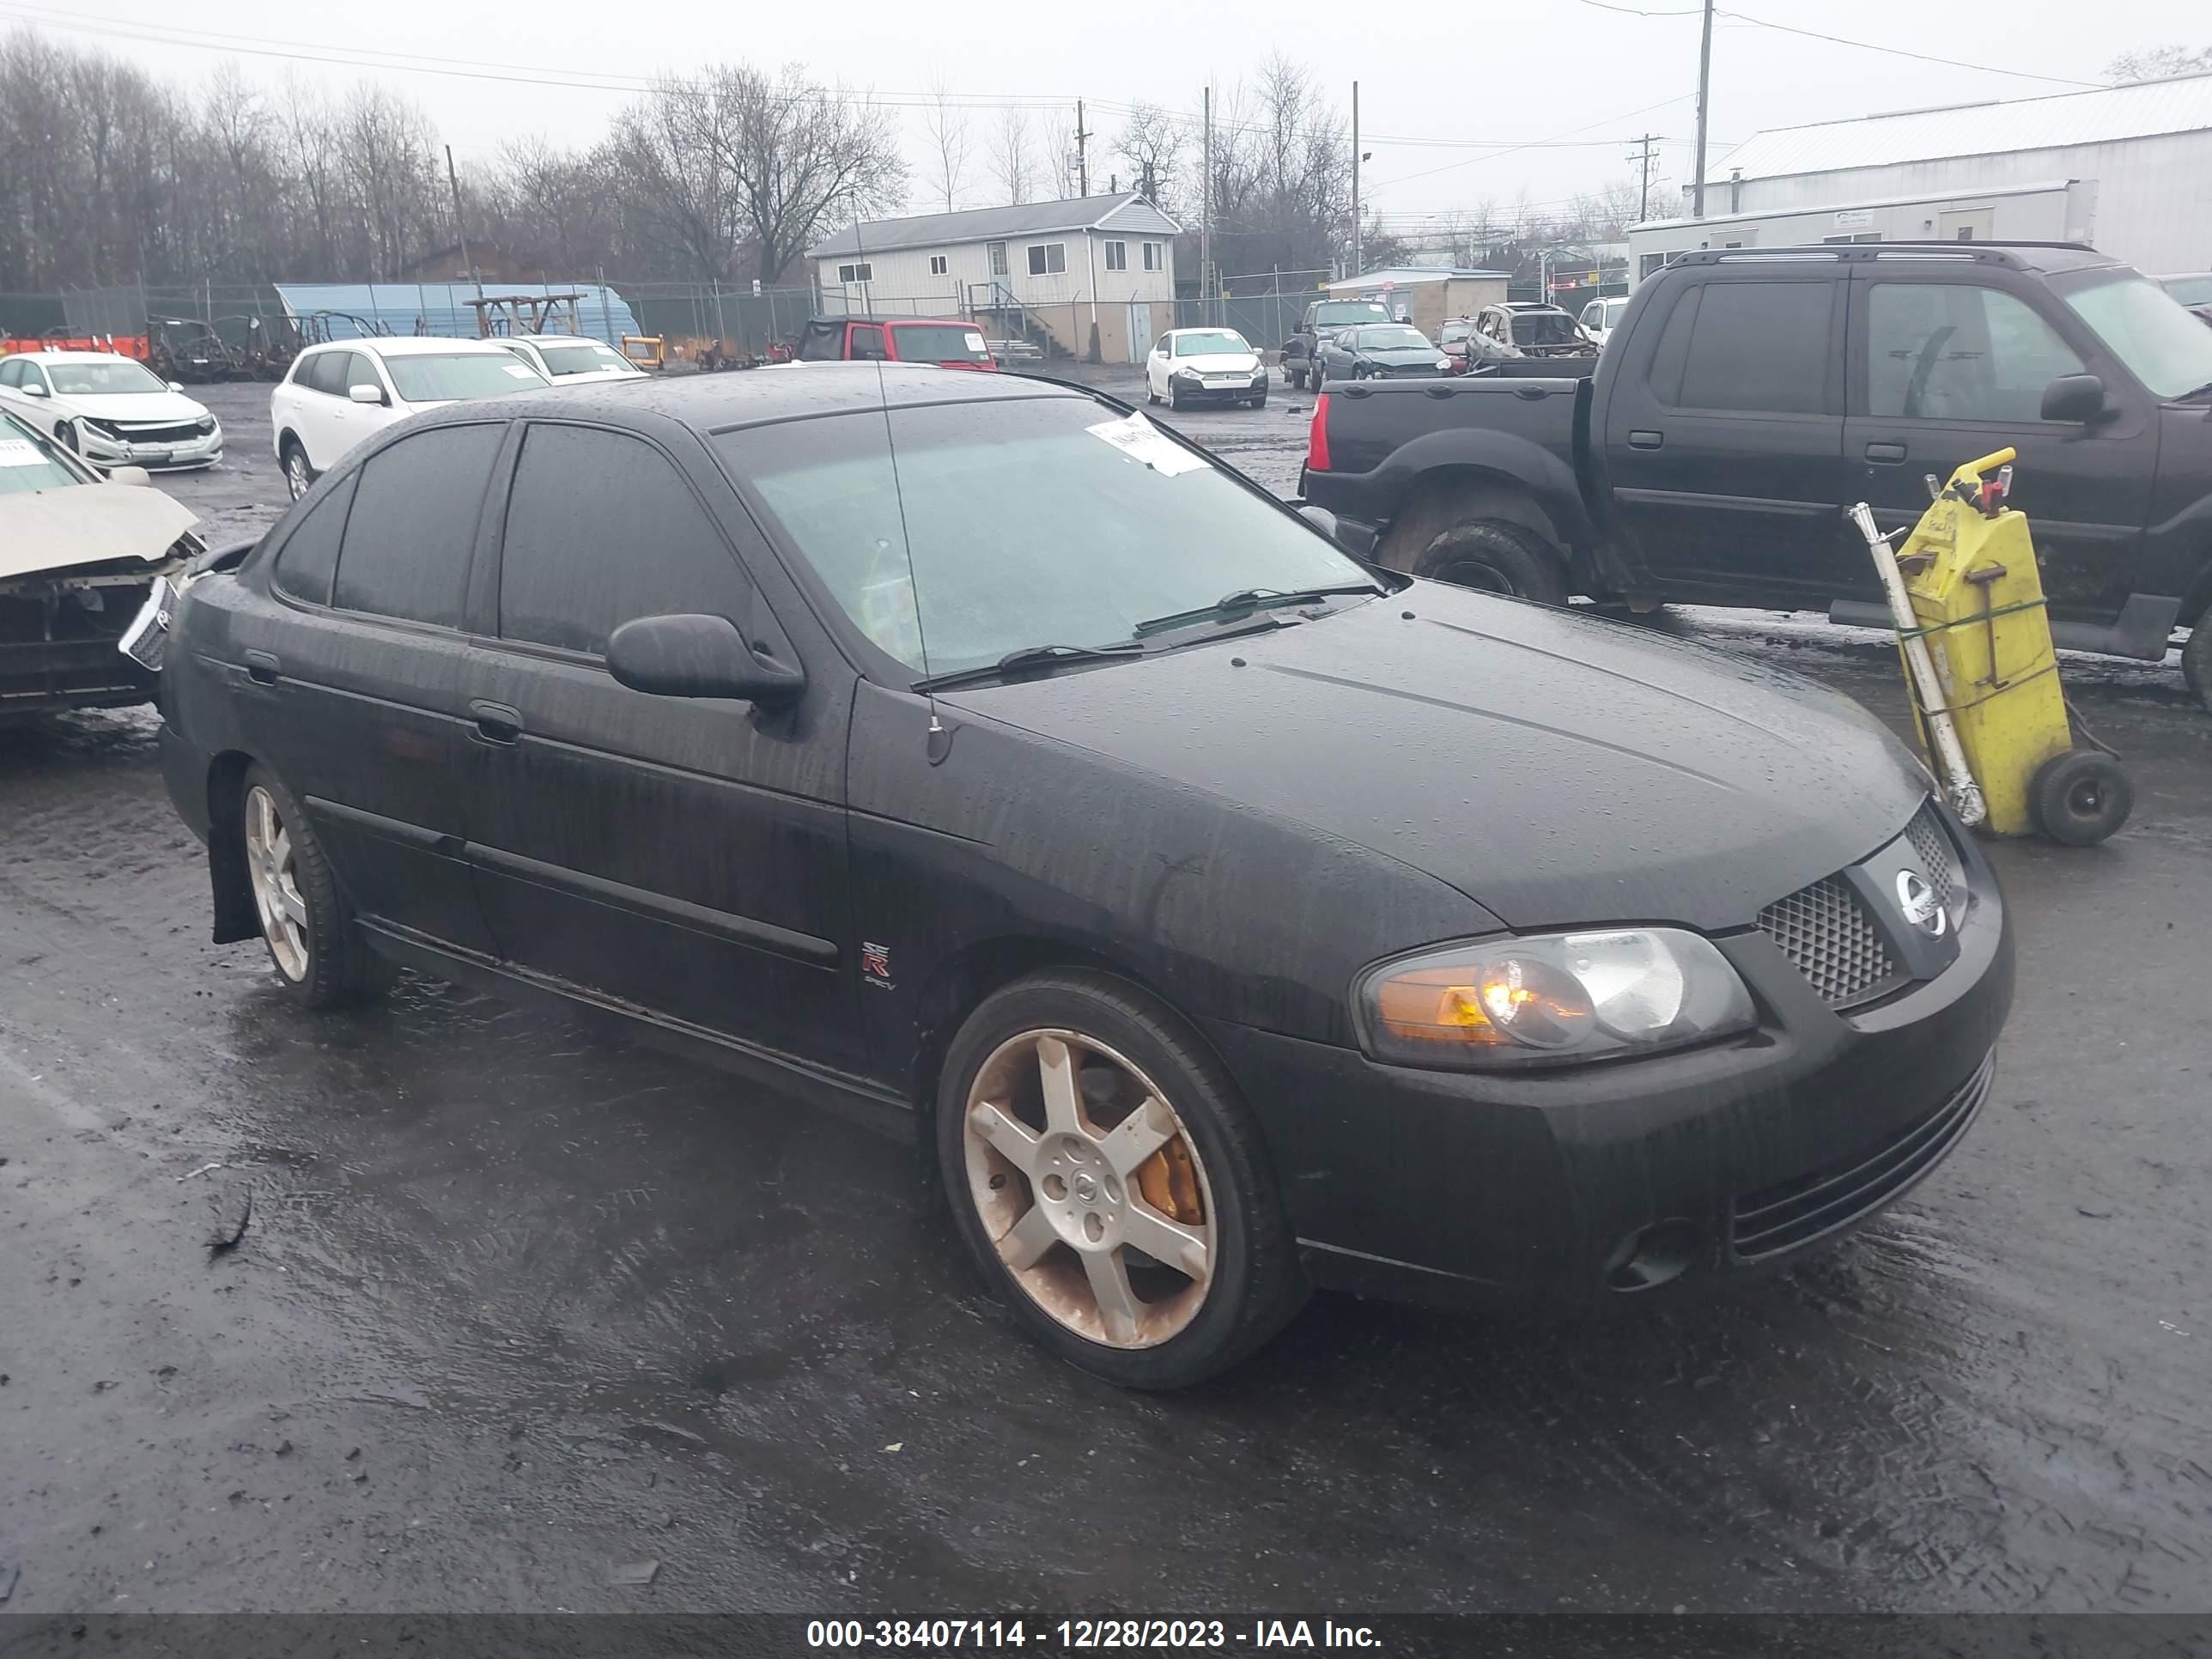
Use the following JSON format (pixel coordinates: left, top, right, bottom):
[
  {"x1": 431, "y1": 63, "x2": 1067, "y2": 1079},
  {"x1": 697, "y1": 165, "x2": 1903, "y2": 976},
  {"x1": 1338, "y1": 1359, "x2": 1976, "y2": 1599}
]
[
  {"x1": 54, "y1": 418, "x2": 78, "y2": 453},
  {"x1": 2183, "y1": 612, "x2": 2209, "y2": 712},
  {"x1": 239, "y1": 764, "x2": 385, "y2": 1007},
  {"x1": 936, "y1": 970, "x2": 1304, "y2": 1389}
]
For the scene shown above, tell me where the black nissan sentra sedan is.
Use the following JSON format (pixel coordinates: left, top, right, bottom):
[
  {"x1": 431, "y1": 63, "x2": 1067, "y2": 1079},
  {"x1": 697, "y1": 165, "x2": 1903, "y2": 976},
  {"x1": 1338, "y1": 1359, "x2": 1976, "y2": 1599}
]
[{"x1": 139, "y1": 363, "x2": 2012, "y2": 1389}]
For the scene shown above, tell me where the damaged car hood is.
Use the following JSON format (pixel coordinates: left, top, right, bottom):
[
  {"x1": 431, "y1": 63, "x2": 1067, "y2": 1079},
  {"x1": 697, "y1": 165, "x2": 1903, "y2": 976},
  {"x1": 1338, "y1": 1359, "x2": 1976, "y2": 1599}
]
[
  {"x1": 947, "y1": 583, "x2": 1930, "y2": 932},
  {"x1": 0, "y1": 485, "x2": 200, "y2": 580}
]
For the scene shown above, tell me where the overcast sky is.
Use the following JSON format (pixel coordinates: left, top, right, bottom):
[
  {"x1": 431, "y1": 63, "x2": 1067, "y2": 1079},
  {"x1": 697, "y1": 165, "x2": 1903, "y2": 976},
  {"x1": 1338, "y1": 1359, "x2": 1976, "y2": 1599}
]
[{"x1": 6, "y1": 0, "x2": 2205, "y2": 238}]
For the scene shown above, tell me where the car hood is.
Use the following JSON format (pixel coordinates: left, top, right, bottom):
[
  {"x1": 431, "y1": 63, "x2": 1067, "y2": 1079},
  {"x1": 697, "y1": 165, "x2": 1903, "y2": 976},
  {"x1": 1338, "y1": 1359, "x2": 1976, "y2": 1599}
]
[
  {"x1": 1176, "y1": 353, "x2": 1261, "y2": 373},
  {"x1": 0, "y1": 483, "x2": 199, "y2": 580},
  {"x1": 1363, "y1": 347, "x2": 1448, "y2": 365},
  {"x1": 944, "y1": 585, "x2": 1929, "y2": 931},
  {"x1": 56, "y1": 390, "x2": 208, "y2": 424}
]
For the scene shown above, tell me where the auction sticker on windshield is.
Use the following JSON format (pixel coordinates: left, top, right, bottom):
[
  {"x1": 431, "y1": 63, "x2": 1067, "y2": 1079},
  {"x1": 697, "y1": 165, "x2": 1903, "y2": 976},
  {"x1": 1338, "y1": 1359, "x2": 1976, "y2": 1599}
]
[
  {"x1": 1086, "y1": 412, "x2": 1209, "y2": 477},
  {"x1": 0, "y1": 440, "x2": 46, "y2": 466}
]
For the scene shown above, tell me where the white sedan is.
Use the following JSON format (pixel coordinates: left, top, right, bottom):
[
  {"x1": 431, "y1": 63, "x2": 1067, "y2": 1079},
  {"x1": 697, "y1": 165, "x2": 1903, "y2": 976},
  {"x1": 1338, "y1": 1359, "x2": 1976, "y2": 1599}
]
[
  {"x1": 271, "y1": 337, "x2": 550, "y2": 500},
  {"x1": 492, "y1": 332, "x2": 647, "y2": 385},
  {"x1": 0, "y1": 351, "x2": 222, "y2": 472},
  {"x1": 1145, "y1": 328, "x2": 1269, "y2": 410}
]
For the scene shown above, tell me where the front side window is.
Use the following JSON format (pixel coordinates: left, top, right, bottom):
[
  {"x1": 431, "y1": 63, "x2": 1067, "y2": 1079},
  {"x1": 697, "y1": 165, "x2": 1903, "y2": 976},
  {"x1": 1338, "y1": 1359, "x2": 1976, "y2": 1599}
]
[
  {"x1": 499, "y1": 425, "x2": 754, "y2": 656},
  {"x1": 1670, "y1": 280, "x2": 1832, "y2": 414},
  {"x1": 1104, "y1": 240, "x2": 1127, "y2": 272},
  {"x1": 1027, "y1": 243, "x2": 1066, "y2": 276},
  {"x1": 339, "y1": 352, "x2": 384, "y2": 399},
  {"x1": 44, "y1": 357, "x2": 167, "y2": 397},
  {"x1": 381, "y1": 352, "x2": 545, "y2": 404},
  {"x1": 849, "y1": 325, "x2": 887, "y2": 362},
  {"x1": 270, "y1": 471, "x2": 356, "y2": 605},
  {"x1": 1867, "y1": 283, "x2": 2086, "y2": 422},
  {"x1": 720, "y1": 396, "x2": 1365, "y2": 678},
  {"x1": 837, "y1": 261, "x2": 873, "y2": 284},
  {"x1": 331, "y1": 423, "x2": 501, "y2": 627},
  {"x1": 2057, "y1": 270, "x2": 2212, "y2": 400}
]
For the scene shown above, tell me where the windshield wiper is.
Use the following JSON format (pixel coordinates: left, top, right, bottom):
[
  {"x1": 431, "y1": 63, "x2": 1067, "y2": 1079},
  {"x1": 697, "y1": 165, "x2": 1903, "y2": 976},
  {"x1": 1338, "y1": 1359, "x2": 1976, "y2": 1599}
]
[
  {"x1": 913, "y1": 642, "x2": 1146, "y2": 693},
  {"x1": 1133, "y1": 583, "x2": 1385, "y2": 638}
]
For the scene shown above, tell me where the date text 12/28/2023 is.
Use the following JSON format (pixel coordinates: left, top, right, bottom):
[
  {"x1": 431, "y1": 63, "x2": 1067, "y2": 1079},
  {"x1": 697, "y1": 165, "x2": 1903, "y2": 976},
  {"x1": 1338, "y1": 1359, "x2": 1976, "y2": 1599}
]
[{"x1": 805, "y1": 1620, "x2": 1383, "y2": 1649}]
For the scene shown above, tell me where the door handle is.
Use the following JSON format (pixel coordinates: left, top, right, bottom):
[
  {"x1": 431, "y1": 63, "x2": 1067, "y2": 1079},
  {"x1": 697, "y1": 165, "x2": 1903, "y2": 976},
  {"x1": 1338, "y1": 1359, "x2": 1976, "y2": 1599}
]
[
  {"x1": 469, "y1": 700, "x2": 523, "y2": 744},
  {"x1": 1866, "y1": 442, "x2": 1908, "y2": 464},
  {"x1": 244, "y1": 649, "x2": 281, "y2": 686},
  {"x1": 1627, "y1": 429, "x2": 1663, "y2": 450}
]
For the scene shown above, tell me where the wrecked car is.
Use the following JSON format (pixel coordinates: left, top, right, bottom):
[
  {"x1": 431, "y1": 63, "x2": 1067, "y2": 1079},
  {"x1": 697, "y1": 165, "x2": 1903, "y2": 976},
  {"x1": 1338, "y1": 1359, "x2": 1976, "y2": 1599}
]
[{"x1": 0, "y1": 408, "x2": 203, "y2": 720}]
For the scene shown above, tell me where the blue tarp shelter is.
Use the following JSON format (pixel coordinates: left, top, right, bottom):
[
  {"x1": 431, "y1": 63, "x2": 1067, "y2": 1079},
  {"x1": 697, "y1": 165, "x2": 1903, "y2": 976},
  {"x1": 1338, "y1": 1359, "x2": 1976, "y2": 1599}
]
[{"x1": 270, "y1": 282, "x2": 640, "y2": 346}]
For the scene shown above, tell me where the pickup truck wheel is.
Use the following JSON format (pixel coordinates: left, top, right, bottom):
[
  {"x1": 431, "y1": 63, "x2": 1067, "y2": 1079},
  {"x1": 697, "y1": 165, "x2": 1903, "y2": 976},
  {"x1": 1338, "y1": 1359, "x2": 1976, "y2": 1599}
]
[
  {"x1": 2183, "y1": 614, "x2": 2209, "y2": 710},
  {"x1": 1401, "y1": 520, "x2": 1568, "y2": 605}
]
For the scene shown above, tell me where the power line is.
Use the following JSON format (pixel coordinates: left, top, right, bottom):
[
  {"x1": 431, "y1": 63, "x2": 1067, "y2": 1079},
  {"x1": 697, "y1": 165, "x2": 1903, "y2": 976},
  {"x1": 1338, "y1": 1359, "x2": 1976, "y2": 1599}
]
[{"x1": 1366, "y1": 92, "x2": 1698, "y2": 188}]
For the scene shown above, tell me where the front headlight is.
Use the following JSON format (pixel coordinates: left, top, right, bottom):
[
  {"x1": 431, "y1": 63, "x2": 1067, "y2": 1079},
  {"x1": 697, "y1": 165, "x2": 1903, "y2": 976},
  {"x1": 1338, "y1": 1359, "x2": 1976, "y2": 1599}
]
[
  {"x1": 196, "y1": 416, "x2": 217, "y2": 435},
  {"x1": 1354, "y1": 929, "x2": 1755, "y2": 1072},
  {"x1": 1435, "y1": 359, "x2": 1451, "y2": 371},
  {"x1": 1172, "y1": 368, "x2": 1200, "y2": 381}
]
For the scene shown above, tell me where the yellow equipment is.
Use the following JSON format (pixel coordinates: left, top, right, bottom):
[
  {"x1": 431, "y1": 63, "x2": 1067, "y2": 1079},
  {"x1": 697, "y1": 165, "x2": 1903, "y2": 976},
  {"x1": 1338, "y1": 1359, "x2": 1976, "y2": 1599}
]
[
  {"x1": 621, "y1": 333, "x2": 665, "y2": 371},
  {"x1": 1850, "y1": 449, "x2": 2131, "y2": 846}
]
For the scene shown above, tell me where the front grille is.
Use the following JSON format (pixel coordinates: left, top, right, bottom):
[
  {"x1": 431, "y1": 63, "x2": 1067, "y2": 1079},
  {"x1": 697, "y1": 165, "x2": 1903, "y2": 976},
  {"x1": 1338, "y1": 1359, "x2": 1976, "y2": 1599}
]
[
  {"x1": 1730, "y1": 1053, "x2": 1992, "y2": 1260},
  {"x1": 1757, "y1": 875, "x2": 1898, "y2": 1006},
  {"x1": 1905, "y1": 801, "x2": 1957, "y2": 914},
  {"x1": 112, "y1": 421, "x2": 210, "y2": 445}
]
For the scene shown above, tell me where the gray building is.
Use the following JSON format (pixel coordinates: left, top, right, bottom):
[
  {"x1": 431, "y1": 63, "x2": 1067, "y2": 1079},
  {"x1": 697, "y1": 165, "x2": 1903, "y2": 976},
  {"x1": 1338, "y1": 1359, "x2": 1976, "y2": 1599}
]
[{"x1": 1630, "y1": 70, "x2": 2212, "y2": 279}]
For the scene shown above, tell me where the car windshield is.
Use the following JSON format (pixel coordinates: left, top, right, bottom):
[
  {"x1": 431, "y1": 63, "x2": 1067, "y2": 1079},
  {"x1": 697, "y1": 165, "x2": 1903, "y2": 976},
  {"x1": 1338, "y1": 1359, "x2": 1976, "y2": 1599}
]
[
  {"x1": 1359, "y1": 327, "x2": 1431, "y2": 351},
  {"x1": 720, "y1": 395, "x2": 1368, "y2": 678},
  {"x1": 890, "y1": 324, "x2": 992, "y2": 364},
  {"x1": 45, "y1": 358, "x2": 167, "y2": 396},
  {"x1": 0, "y1": 410, "x2": 88, "y2": 494},
  {"x1": 1601, "y1": 300, "x2": 1628, "y2": 323},
  {"x1": 531, "y1": 339, "x2": 634, "y2": 376},
  {"x1": 1173, "y1": 331, "x2": 1249, "y2": 357},
  {"x1": 2058, "y1": 270, "x2": 2212, "y2": 398},
  {"x1": 1314, "y1": 303, "x2": 1390, "y2": 326},
  {"x1": 1513, "y1": 313, "x2": 1579, "y2": 345},
  {"x1": 2160, "y1": 275, "x2": 2212, "y2": 306},
  {"x1": 383, "y1": 353, "x2": 549, "y2": 402},
  {"x1": 1440, "y1": 321, "x2": 1473, "y2": 343}
]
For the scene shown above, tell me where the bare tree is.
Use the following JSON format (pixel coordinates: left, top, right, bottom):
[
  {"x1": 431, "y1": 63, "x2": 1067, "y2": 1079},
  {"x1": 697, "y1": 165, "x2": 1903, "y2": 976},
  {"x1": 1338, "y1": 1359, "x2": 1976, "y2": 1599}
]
[
  {"x1": 1115, "y1": 100, "x2": 1184, "y2": 202},
  {"x1": 990, "y1": 106, "x2": 1033, "y2": 204},
  {"x1": 2107, "y1": 44, "x2": 2212, "y2": 80},
  {"x1": 720, "y1": 65, "x2": 906, "y2": 283},
  {"x1": 921, "y1": 78, "x2": 971, "y2": 211}
]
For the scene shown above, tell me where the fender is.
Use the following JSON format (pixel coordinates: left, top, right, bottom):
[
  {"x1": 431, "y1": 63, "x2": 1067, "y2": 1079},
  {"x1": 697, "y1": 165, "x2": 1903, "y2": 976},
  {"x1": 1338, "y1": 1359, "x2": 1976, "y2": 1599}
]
[{"x1": 1363, "y1": 423, "x2": 1600, "y2": 552}]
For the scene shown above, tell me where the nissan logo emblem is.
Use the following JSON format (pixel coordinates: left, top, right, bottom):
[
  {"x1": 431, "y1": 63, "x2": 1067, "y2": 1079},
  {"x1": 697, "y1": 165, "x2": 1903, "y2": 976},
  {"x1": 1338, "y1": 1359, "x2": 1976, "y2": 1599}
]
[{"x1": 1895, "y1": 870, "x2": 1947, "y2": 938}]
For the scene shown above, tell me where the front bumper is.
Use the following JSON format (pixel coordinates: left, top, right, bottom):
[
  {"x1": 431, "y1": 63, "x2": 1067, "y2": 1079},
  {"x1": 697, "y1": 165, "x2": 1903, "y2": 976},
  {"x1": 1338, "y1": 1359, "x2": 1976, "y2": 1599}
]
[
  {"x1": 79, "y1": 425, "x2": 222, "y2": 471},
  {"x1": 1171, "y1": 376, "x2": 1267, "y2": 404},
  {"x1": 1205, "y1": 811, "x2": 2014, "y2": 1308}
]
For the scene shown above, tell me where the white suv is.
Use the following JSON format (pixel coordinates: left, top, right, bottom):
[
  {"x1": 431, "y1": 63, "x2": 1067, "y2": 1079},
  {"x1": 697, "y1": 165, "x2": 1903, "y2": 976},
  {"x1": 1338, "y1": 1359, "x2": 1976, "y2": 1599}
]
[{"x1": 271, "y1": 337, "x2": 550, "y2": 500}]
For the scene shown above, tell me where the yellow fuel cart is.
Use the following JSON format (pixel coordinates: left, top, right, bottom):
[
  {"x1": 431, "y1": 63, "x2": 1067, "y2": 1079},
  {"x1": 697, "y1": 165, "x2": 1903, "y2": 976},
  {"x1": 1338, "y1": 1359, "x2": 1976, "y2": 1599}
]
[{"x1": 1849, "y1": 449, "x2": 2131, "y2": 846}]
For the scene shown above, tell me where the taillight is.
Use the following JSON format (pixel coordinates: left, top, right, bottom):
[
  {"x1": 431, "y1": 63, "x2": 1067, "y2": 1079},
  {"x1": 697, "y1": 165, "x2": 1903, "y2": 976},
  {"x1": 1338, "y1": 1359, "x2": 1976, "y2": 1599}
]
[{"x1": 1307, "y1": 392, "x2": 1332, "y2": 472}]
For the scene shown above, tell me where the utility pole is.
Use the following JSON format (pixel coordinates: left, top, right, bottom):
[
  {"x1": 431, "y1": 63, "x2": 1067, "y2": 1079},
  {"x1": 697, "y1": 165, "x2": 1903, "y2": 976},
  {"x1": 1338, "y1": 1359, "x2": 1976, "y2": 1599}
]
[
  {"x1": 1201, "y1": 85, "x2": 1212, "y2": 319},
  {"x1": 1350, "y1": 80, "x2": 1361, "y2": 278},
  {"x1": 1692, "y1": 0, "x2": 1715, "y2": 218},
  {"x1": 1075, "y1": 99, "x2": 1090, "y2": 196},
  {"x1": 1627, "y1": 133, "x2": 1661, "y2": 222},
  {"x1": 444, "y1": 144, "x2": 478, "y2": 298}
]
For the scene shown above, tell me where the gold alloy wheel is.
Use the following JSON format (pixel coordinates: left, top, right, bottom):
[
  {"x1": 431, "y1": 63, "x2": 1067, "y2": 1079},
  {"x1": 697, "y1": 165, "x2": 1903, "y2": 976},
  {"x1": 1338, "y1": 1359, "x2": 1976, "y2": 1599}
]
[
  {"x1": 962, "y1": 1029, "x2": 1217, "y2": 1349},
  {"x1": 243, "y1": 784, "x2": 310, "y2": 981}
]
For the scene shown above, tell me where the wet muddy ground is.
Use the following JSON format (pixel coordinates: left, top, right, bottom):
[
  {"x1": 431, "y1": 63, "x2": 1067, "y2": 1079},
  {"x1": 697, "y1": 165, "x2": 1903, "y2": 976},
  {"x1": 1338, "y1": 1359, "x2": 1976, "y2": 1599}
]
[{"x1": 3, "y1": 379, "x2": 2209, "y2": 1616}]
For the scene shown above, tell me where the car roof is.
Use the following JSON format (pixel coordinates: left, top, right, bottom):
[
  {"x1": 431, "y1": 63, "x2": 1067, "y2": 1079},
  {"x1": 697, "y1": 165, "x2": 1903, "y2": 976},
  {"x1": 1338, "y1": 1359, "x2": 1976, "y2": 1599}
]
[
  {"x1": 15, "y1": 349, "x2": 141, "y2": 362},
  {"x1": 454, "y1": 360, "x2": 1085, "y2": 434},
  {"x1": 307, "y1": 336, "x2": 521, "y2": 357}
]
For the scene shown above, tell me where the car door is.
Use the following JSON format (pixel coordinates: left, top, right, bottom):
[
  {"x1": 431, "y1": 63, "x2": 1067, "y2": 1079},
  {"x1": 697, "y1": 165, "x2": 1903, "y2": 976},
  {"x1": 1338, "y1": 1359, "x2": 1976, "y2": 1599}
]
[
  {"x1": 231, "y1": 422, "x2": 505, "y2": 955},
  {"x1": 1598, "y1": 266, "x2": 1848, "y2": 600},
  {"x1": 291, "y1": 350, "x2": 358, "y2": 472},
  {"x1": 1149, "y1": 335, "x2": 1173, "y2": 398},
  {"x1": 1842, "y1": 266, "x2": 2154, "y2": 623},
  {"x1": 1, "y1": 359, "x2": 57, "y2": 436},
  {"x1": 454, "y1": 418, "x2": 861, "y2": 1070},
  {"x1": 848, "y1": 323, "x2": 888, "y2": 362}
]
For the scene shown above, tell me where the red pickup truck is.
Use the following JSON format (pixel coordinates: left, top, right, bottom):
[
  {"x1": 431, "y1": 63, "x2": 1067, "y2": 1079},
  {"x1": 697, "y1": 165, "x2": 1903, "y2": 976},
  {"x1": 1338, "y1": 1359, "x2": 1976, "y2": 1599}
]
[{"x1": 794, "y1": 318, "x2": 998, "y2": 370}]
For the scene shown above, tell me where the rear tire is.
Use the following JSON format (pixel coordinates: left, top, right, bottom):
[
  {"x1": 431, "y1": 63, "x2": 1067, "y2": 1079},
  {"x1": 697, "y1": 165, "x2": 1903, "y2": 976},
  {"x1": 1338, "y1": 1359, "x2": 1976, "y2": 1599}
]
[
  {"x1": 2183, "y1": 613, "x2": 2209, "y2": 712},
  {"x1": 281, "y1": 438, "x2": 315, "y2": 501},
  {"x1": 1400, "y1": 518, "x2": 1568, "y2": 605},
  {"x1": 239, "y1": 763, "x2": 386, "y2": 1007},
  {"x1": 2027, "y1": 750, "x2": 2132, "y2": 846},
  {"x1": 935, "y1": 969, "x2": 1305, "y2": 1389}
]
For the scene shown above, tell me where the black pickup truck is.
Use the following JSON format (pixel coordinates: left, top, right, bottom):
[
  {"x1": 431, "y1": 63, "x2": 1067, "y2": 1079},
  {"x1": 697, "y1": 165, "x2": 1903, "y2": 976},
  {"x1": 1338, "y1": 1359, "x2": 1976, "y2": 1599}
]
[{"x1": 1301, "y1": 242, "x2": 2212, "y2": 708}]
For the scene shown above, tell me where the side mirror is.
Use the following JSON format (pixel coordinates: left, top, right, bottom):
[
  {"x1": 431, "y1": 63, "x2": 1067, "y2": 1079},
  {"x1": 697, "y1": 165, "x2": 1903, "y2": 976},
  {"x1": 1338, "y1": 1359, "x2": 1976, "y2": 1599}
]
[
  {"x1": 348, "y1": 382, "x2": 386, "y2": 405},
  {"x1": 2040, "y1": 373, "x2": 2107, "y2": 424},
  {"x1": 21, "y1": 382, "x2": 47, "y2": 398},
  {"x1": 606, "y1": 612, "x2": 806, "y2": 706},
  {"x1": 1297, "y1": 504, "x2": 1344, "y2": 544},
  {"x1": 167, "y1": 380, "x2": 185, "y2": 392},
  {"x1": 105, "y1": 465, "x2": 152, "y2": 487}
]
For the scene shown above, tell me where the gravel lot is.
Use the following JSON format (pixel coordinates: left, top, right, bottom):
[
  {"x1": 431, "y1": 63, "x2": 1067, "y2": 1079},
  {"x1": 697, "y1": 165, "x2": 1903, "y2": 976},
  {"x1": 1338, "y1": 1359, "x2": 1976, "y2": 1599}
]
[{"x1": 3, "y1": 374, "x2": 2209, "y2": 1619}]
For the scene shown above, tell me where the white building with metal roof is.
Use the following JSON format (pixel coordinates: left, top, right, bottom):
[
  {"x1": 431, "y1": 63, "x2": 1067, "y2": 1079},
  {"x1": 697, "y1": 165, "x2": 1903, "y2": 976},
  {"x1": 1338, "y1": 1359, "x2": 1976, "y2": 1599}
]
[
  {"x1": 1629, "y1": 71, "x2": 2212, "y2": 279},
  {"x1": 806, "y1": 192, "x2": 1182, "y2": 362}
]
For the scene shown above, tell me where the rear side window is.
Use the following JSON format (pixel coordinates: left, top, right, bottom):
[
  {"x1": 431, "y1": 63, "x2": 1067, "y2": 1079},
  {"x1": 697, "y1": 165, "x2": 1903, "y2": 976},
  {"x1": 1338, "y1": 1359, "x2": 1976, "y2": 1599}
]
[
  {"x1": 1672, "y1": 281, "x2": 1833, "y2": 414},
  {"x1": 298, "y1": 352, "x2": 341, "y2": 394},
  {"x1": 497, "y1": 424, "x2": 755, "y2": 655},
  {"x1": 270, "y1": 471, "x2": 356, "y2": 605},
  {"x1": 331, "y1": 424, "x2": 501, "y2": 627}
]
